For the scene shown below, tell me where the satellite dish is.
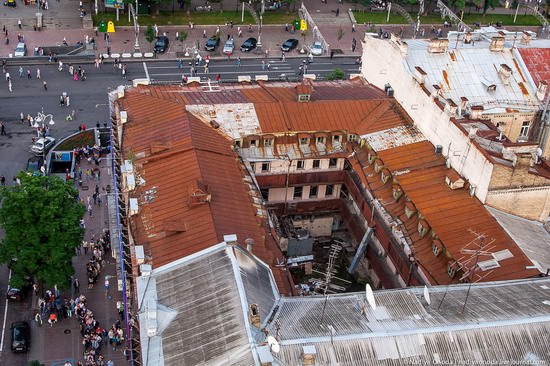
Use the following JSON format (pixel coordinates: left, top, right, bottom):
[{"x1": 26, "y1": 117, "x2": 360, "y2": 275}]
[
  {"x1": 366, "y1": 284, "x2": 376, "y2": 311},
  {"x1": 536, "y1": 148, "x2": 543, "y2": 157},
  {"x1": 267, "y1": 336, "x2": 280, "y2": 353},
  {"x1": 423, "y1": 285, "x2": 431, "y2": 305}
]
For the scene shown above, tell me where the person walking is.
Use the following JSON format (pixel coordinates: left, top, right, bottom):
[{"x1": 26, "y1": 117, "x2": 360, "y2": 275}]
[
  {"x1": 8, "y1": 80, "x2": 12, "y2": 92},
  {"x1": 19, "y1": 66, "x2": 23, "y2": 77},
  {"x1": 237, "y1": 57, "x2": 241, "y2": 67},
  {"x1": 35, "y1": 312, "x2": 43, "y2": 327},
  {"x1": 27, "y1": 69, "x2": 31, "y2": 79},
  {"x1": 261, "y1": 61, "x2": 265, "y2": 71},
  {"x1": 18, "y1": 19, "x2": 22, "y2": 29},
  {"x1": 36, "y1": 67, "x2": 41, "y2": 79},
  {"x1": 330, "y1": 50, "x2": 334, "y2": 59},
  {"x1": 352, "y1": 38, "x2": 357, "y2": 52},
  {"x1": 336, "y1": 8, "x2": 339, "y2": 16},
  {"x1": 87, "y1": 203, "x2": 93, "y2": 217},
  {"x1": 1, "y1": 122, "x2": 7, "y2": 136},
  {"x1": 104, "y1": 276, "x2": 110, "y2": 296}
]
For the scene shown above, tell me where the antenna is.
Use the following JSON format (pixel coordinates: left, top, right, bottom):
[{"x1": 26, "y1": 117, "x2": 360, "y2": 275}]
[
  {"x1": 267, "y1": 336, "x2": 280, "y2": 353},
  {"x1": 423, "y1": 285, "x2": 431, "y2": 305},
  {"x1": 366, "y1": 284, "x2": 376, "y2": 310},
  {"x1": 319, "y1": 243, "x2": 350, "y2": 325}
]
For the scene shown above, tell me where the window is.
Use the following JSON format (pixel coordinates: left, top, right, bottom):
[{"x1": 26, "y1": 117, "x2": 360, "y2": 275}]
[
  {"x1": 260, "y1": 189, "x2": 269, "y2": 200},
  {"x1": 520, "y1": 121, "x2": 530, "y2": 137},
  {"x1": 312, "y1": 160, "x2": 320, "y2": 169},
  {"x1": 298, "y1": 94, "x2": 310, "y2": 102},
  {"x1": 316, "y1": 136, "x2": 326, "y2": 144},
  {"x1": 250, "y1": 139, "x2": 257, "y2": 147},
  {"x1": 432, "y1": 241, "x2": 441, "y2": 257},
  {"x1": 329, "y1": 158, "x2": 338, "y2": 168},
  {"x1": 348, "y1": 134, "x2": 357, "y2": 142},
  {"x1": 332, "y1": 135, "x2": 341, "y2": 143},
  {"x1": 380, "y1": 170, "x2": 390, "y2": 184},
  {"x1": 296, "y1": 160, "x2": 305, "y2": 170},
  {"x1": 447, "y1": 262, "x2": 457, "y2": 278},
  {"x1": 300, "y1": 137, "x2": 309, "y2": 145},
  {"x1": 293, "y1": 187, "x2": 303, "y2": 200},
  {"x1": 235, "y1": 140, "x2": 242, "y2": 148},
  {"x1": 309, "y1": 186, "x2": 318, "y2": 198},
  {"x1": 261, "y1": 162, "x2": 270, "y2": 172},
  {"x1": 250, "y1": 163, "x2": 256, "y2": 173},
  {"x1": 264, "y1": 138, "x2": 273, "y2": 147},
  {"x1": 326, "y1": 185, "x2": 334, "y2": 197}
]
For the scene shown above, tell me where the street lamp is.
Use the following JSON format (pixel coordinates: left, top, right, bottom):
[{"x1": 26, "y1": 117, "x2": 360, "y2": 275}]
[
  {"x1": 258, "y1": 0, "x2": 265, "y2": 48},
  {"x1": 33, "y1": 111, "x2": 55, "y2": 131}
]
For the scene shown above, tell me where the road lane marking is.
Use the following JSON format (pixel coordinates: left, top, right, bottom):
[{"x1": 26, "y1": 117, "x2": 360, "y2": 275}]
[
  {"x1": 0, "y1": 269, "x2": 11, "y2": 351},
  {"x1": 143, "y1": 62, "x2": 150, "y2": 82}
]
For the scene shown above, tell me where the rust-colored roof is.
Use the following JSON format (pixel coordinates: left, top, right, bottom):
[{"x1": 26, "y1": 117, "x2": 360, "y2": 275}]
[
  {"x1": 121, "y1": 89, "x2": 293, "y2": 293},
  {"x1": 354, "y1": 140, "x2": 539, "y2": 285},
  {"x1": 518, "y1": 48, "x2": 550, "y2": 98}
]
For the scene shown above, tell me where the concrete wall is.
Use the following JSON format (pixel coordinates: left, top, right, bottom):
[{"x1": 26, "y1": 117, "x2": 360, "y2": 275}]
[
  {"x1": 252, "y1": 157, "x2": 345, "y2": 175},
  {"x1": 486, "y1": 186, "x2": 550, "y2": 222},
  {"x1": 361, "y1": 36, "x2": 494, "y2": 202},
  {"x1": 267, "y1": 184, "x2": 342, "y2": 203},
  {"x1": 292, "y1": 216, "x2": 334, "y2": 237}
]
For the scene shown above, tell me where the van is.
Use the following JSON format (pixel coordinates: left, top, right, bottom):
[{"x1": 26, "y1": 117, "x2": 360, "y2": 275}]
[{"x1": 14, "y1": 42, "x2": 26, "y2": 57}]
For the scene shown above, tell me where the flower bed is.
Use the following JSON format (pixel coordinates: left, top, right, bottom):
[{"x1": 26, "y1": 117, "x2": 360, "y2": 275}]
[{"x1": 56, "y1": 129, "x2": 96, "y2": 151}]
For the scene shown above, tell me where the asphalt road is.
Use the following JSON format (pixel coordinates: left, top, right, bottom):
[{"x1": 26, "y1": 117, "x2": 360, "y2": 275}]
[{"x1": 0, "y1": 55, "x2": 359, "y2": 365}]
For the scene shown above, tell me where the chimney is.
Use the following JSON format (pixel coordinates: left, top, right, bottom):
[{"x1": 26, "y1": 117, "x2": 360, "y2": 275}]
[
  {"x1": 249, "y1": 304, "x2": 260, "y2": 328},
  {"x1": 470, "y1": 105, "x2": 484, "y2": 119},
  {"x1": 536, "y1": 81, "x2": 548, "y2": 101},
  {"x1": 489, "y1": 36, "x2": 505, "y2": 52},
  {"x1": 428, "y1": 38, "x2": 449, "y2": 53},
  {"x1": 445, "y1": 99, "x2": 458, "y2": 115},
  {"x1": 301, "y1": 346, "x2": 317, "y2": 366},
  {"x1": 224, "y1": 234, "x2": 238, "y2": 244},
  {"x1": 413, "y1": 66, "x2": 427, "y2": 84},
  {"x1": 521, "y1": 31, "x2": 532, "y2": 45},
  {"x1": 245, "y1": 238, "x2": 254, "y2": 252},
  {"x1": 499, "y1": 64, "x2": 512, "y2": 85},
  {"x1": 464, "y1": 32, "x2": 472, "y2": 44},
  {"x1": 459, "y1": 97, "x2": 468, "y2": 116},
  {"x1": 431, "y1": 85, "x2": 442, "y2": 100}
]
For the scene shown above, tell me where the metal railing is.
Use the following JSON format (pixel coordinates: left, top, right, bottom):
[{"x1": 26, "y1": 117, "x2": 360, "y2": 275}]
[
  {"x1": 436, "y1": 0, "x2": 472, "y2": 32},
  {"x1": 300, "y1": 3, "x2": 329, "y2": 55}
]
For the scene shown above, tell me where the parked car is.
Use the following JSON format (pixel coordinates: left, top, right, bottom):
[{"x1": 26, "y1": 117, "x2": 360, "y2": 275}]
[
  {"x1": 6, "y1": 285, "x2": 27, "y2": 301},
  {"x1": 266, "y1": 2, "x2": 281, "y2": 10},
  {"x1": 26, "y1": 156, "x2": 44, "y2": 175},
  {"x1": 30, "y1": 136, "x2": 55, "y2": 156},
  {"x1": 223, "y1": 39, "x2": 235, "y2": 54},
  {"x1": 154, "y1": 36, "x2": 169, "y2": 53},
  {"x1": 281, "y1": 39, "x2": 299, "y2": 52},
  {"x1": 11, "y1": 321, "x2": 30, "y2": 353},
  {"x1": 205, "y1": 35, "x2": 221, "y2": 51},
  {"x1": 14, "y1": 42, "x2": 26, "y2": 57},
  {"x1": 311, "y1": 41, "x2": 324, "y2": 56},
  {"x1": 240, "y1": 37, "x2": 257, "y2": 52}
]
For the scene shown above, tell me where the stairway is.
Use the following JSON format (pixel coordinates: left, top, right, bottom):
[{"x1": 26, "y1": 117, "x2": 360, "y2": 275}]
[{"x1": 310, "y1": 11, "x2": 352, "y2": 26}]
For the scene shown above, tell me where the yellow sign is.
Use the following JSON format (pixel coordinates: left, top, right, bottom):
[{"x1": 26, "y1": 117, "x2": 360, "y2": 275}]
[
  {"x1": 107, "y1": 21, "x2": 115, "y2": 33},
  {"x1": 300, "y1": 19, "x2": 307, "y2": 32}
]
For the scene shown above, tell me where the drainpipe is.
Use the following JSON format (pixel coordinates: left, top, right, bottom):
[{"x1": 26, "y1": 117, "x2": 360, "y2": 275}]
[
  {"x1": 283, "y1": 155, "x2": 292, "y2": 214},
  {"x1": 538, "y1": 90, "x2": 550, "y2": 151}
]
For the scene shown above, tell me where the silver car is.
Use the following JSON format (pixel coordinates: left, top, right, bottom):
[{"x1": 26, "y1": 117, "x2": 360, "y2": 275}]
[
  {"x1": 311, "y1": 41, "x2": 324, "y2": 56},
  {"x1": 14, "y1": 42, "x2": 26, "y2": 57},
  {"x1": 223, "y1": 39, "x2": 234, "y2": 54},
  {"x1": 31, "y1": 136, "x2": 55, "y2": 156}
]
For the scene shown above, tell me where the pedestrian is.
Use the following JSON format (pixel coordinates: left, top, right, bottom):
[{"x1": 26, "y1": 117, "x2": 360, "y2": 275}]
[
  {"x1": 105, "y1": 276, "x2": 110, "y2": 296},
  {"x1": 60, "y1": 95, "x2": 65, "y2": 106},
  {"x1": 261, "y1": 61, "x2": 265, "y2": 71},
  {"x1": 216, "y1": 74, "x2": 220, "y2": 82},
  {"x1": 203, "y1": 29, "x2": 207, "y2": 38},
  {"x1": 107, "y1": 360, "x2": 114, "y2": 366},
  {"x1": 87, "y1": 203, "x2": 93, "y2": 217},
  {"x1": 19, "y1": 66, "x2": 23, "y2": 77},
  {"x1": 1, "y1": 123, "x2": 6, "y2": 136},
  {"x1": 237, "y1": 57, "x2": 241, "y2": 66},
  {"x1": 227, "y1": 51, "x2": 232, "y2": 61},
  {"x1": 352, "y1": 23, "x2": 356, "y2": 33},
  {"x1": 204, "y1": 64, "x2": 208, "y2": 73},
  {"x1": 35, "y1": 312, "x2": 43, "y2": 327},
  {"x1": 330, "y1": 50, "x2": 334, "y2": 59},
  {"x1": 83, "y1": 240, "x2": 88, "y2": 254},
  {"x1": 8, "y1": 80, "x2": 12, "y2": 92},
  {"x1": 18, "y1": 19, "x2": 21, "y2": 29},
  {"x1": 20, "y1": 112, "x2": 24, "y2": 123},
  {"x1": 352, "y1": 38, "x2": 356, "y2": 52},
  {"x1": 285, "y1": 23, "x2": 288, "y2": 32},
  {"x1": 36, "y1": 67, "x2": 41, "y2": 79},
  {"x1": 66, "y1": 96, "x2": 70, "y2": 106},
  {"x1": 26, "y1": 69, "x2": 31, "y2": 79},
  {"x1": 58, "y1": 60, "x2": 63, "y2": 71},
  {"x1": 281, "y1": 52, "x2": 285, "y2": 62}
]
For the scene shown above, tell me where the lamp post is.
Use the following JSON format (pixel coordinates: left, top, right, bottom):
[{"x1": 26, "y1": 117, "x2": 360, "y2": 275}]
[
  {"x1": 258, "y1": 0, "x2": 265, "y2": 48},
  {"x1": 33, "y1": 111, "x2": 55, "y2": 135}
]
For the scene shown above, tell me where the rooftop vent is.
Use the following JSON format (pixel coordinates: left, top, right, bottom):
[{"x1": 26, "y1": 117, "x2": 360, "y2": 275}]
[
  {"x1": 459, "y1": 96, "x2": 468, "y2": 115},
  {"x1": 489, "y1": 36, "x2": 505, "y2": 52},
  {"x1": 188, "y1": 180, "x2": 212, "y2": 207},
  {"x1": 413, "y1": 66, "x2": 427, "y2": 84},
  {"x1": 478, "y1": 259, "x2": 501, "y2": 271},
  {"x1": 249, "y1": 303, "x2": 261, "y2": 328},
  {"x1": 521, "y1": 31, "x2": 532, "y2": 45},
  {"x1": 245, "y1": 238, "x2": 254, "y2": 252},
  {"x1": 428, "y1": 38, "x2": 449, "y2": 53},
  {"x1": 445, "y1": 171, "x2": 465, "y2": 190},
  {"x1": 224, "y1": 234, "x2": 238, "y2": 244},
  {"x1": 210, "y1": 120, "x2": 220, "y2": 129},
  {"x1": 120, "y1": 110, "x2": 128, "y2": 124},
  {"x1": 445, "y1": 99, "x2": 458, "y2": 115},
  {"x1": 536, "y1": 81, "x2": 548, "y2": 102},
  {"x1": 499, "y1": 64, "x2": 512, "y2": 85},
  {"x1": 301, "y1": 345, "x2": 317, "y2": 366}
]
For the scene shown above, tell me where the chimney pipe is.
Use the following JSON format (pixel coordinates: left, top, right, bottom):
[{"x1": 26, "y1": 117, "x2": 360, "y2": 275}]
[{"x1": 245, "y1": 238, "x2": 254, "y2": 252}]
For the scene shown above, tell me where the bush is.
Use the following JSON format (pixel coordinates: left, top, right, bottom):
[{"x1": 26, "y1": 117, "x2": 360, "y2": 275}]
[{"x1": 326, "y1": 68, "x2": 345, "y2": 80}]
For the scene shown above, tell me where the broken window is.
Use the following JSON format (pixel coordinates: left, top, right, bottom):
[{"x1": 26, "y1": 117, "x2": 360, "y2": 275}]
[
  {"x1": 312, "y1": 160, "x2": 320, "y2": 169},
  {"x1": 293, "y1": 186, "x2": 303, "y2": 200},
  {"x1": 309, "y1": 186, "x2": 318, "y2": 198}
]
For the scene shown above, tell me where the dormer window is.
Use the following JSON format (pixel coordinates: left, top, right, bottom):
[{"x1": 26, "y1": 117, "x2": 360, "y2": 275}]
[
  {"x1": 250, "y1": 139, "x2": 257, "y2": 147},
  {"x1": 432, "y1": 239, "x2": 443, "y2": 257},
  {"x1": 447, "y1": 261, "x2": 459, "y2": 278},
  {"x1": 300, "y1": 137, "x2": 310, "y2": 146},
  {"x1": 374, "y1": 160, "x2": 383, "y2": 173},
  {"x1": 418, "y1": 220, "x2": 430, "y2": 238},
  {"x1": 332, "y1": 134, "x2": 341, "y2": 144},
  {"x1": 405, "y1": 202, "x2": 416, "y2": 219},
  {"x1": 392, "y1": 184, "x2": 403, "y2": 200},
  {"x1": 367, "y1": 150, "x2": 376, "y2": 164},
  {"x1": 348, "y1": 134, "x2": 358, "y2": 142},
  {"x1": 264, "y1": 138, "x2": 273, "y2": 147},
  {"x1": 298, "y1": 94, "x2": 311, "y2": 102},
  {"x1": 380, "y1": 169, "x2": 391, "y2": 184},
  {"x1": 316, "y1": 136, "x2": 326, "y2": 144}
]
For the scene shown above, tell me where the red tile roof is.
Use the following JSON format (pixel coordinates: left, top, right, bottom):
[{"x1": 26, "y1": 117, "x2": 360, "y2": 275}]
[
  {"x1": 121, "y1": 89, "x2": 293, "y2": 293},
  {"x1": 518, "y1": 48, "x2": 550, "y2": 97},
  {"x1": 353, "y1": 140, "x2": 539, "y2": 285}
]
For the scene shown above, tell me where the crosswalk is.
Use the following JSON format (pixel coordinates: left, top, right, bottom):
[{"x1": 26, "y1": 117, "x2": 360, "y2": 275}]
[{"x1": 143, "y1": 60, "x2": 360, "y2": 82}]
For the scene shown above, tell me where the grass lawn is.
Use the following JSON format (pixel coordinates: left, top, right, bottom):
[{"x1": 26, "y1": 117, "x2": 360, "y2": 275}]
[
  {"x1": 93, "y1": 10, "x2": 297, "y2": 27},
  {"x1": 353, "y1": 11, "x2": 541, "y2": 26}
]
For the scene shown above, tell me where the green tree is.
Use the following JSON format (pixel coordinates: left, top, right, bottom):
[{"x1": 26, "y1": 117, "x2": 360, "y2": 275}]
[
  {"x1": 400, "y1": 0, "x2": 417, "y2": 12},
  {"x1": 145, "y1": 24, "x2": 156, "y2": 51},
  {"x1": 149, "y1": 0, "x2": 171, "y2": 15},
  {"x1": 0, "y1": 174, "x2": 85, "y2": 290},
  {"x1": 449, "y1": 0, "x2": 466, "y2": 12},
  {"x1": 176, "y1": 30, "x2": 188, "y2": 52},
  {"x1": 483, "y1": 0, "x2": 497, "y2": 15},
  {"x1": 326, "y1": 68, "x2": 345, "y2": 80}
]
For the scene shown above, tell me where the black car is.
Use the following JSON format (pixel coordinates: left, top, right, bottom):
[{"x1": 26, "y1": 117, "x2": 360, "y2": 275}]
[
  {"x1": 26, "y1": 156, "x2": 43, "y2": 175},
  {"x1": 240, "y1": 37, "x2": 257, "y2": 52},
  {"x1": 205, "y1": 35, "x2": 220, "y2": 51},
  {"x1": 281, "y1": 38, "x2": 299, "y2": 52},
  {"x1": 6, "y1": 285, "x2": 26, "y2": 301},
  {"x1": 11, "y1": 321, "x2": 30, "y2": 353},
  {"x1": 154, "y1": 36, "x2": 169, "y2": 53}
]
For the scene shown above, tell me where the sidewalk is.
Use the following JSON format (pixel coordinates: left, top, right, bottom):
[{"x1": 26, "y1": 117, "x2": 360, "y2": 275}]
[{"x1": 29, "y1": 138, "x2": 127, "y2": 366}]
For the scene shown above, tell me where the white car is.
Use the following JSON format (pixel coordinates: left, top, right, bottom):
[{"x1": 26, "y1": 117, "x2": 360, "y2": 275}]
[
  {"x1": 31, "y1": 136, "x2": 55, "y2": 156},
  {"x1": 223, "y1": 39, "x2": 234, "y2": 54},
  {"x1": 14, "y1": 42, "x2": 27, "y2": 57},
  {"x1": 311, "y1": 41, "x2": 324, "y2": 56}
]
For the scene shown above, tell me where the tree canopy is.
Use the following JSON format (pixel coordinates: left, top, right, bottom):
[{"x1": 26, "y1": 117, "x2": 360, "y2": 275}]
[{"x1": 0, "y1": 174, "x2": 85, "y2": 289}]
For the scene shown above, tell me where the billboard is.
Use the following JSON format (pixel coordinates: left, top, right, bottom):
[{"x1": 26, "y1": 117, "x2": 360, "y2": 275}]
[{"x1": 105, "y1": 0, "x2": 124, "y2": 9}]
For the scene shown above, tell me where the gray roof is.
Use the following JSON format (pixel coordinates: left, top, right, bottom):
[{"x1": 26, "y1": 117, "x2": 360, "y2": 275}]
[
  {"x1": 265, "y1": 279, "x2": 550, "y2": 364},
  {"x1": 487, "y1": 206, "x2": 550, "y2": 273},
  {"x1": 137, "y1": 243, "x2": 280, "y2": 366}
]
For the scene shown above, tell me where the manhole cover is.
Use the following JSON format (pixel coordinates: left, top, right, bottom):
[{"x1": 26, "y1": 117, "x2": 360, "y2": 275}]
[{"x1": 64, "y1": 329, "x2": 71, "y2": 334}]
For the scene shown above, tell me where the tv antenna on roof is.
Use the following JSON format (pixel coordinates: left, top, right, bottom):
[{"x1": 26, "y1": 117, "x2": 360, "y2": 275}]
[{"x1": 318, "y1": 243, "x2": 351, "y2": 325}]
